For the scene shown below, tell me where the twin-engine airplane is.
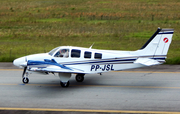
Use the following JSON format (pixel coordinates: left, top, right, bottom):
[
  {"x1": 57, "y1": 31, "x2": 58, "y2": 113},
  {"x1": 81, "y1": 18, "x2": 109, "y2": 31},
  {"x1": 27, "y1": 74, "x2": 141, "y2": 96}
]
[{"x1": 13, "y1": 28, "x2": 174, "y2": 87}]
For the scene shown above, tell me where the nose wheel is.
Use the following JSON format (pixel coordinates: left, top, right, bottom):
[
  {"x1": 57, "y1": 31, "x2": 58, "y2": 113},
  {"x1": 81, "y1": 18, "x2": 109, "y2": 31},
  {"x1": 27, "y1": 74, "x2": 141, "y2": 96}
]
[
  {"x1": 22, "y1": 77, "x2": 29, "y2": 84},
  {"x1": 22, "y1": 67, "x2": 29, "y2": 84}
]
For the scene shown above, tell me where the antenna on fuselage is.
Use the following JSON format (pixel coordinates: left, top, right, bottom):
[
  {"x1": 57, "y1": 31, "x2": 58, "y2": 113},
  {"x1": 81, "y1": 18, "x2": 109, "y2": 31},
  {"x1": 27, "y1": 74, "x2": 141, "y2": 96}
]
[{"x1": 89, "y1": 43, "x2": 95, "y2": 49}]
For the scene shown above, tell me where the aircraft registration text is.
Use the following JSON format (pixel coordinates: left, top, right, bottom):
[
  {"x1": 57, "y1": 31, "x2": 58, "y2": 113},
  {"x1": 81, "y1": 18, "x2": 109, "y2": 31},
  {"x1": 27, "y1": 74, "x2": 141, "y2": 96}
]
[{"x1": 90, "y1": 64, "x2": 114, "y2": 71}]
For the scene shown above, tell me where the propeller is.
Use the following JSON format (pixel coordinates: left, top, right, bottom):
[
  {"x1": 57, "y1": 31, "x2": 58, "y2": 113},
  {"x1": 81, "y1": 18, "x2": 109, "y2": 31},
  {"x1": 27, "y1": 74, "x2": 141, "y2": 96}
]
[
  {"x1": 25, "y1": 57, "x2": 27, "y2": 62},
  {"x1": 22, "y1": 57, "x2": 28, "y2": 78},
  {"x1": 19, "y1": 57, "x2": 28, "y2": 67}
]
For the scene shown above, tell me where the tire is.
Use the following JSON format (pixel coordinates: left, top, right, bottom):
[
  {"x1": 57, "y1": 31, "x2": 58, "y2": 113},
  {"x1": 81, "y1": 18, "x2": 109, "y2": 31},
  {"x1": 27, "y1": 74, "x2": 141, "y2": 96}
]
[
  {"x1": 22, "y1": 77, "x2": 29, "y2": 84},
  {"x1": 60, "y1": 81, "x2": 69, "y2": 87},
  {"x1": 75, "y1": 74, "x2": 84, "y2": 82}
]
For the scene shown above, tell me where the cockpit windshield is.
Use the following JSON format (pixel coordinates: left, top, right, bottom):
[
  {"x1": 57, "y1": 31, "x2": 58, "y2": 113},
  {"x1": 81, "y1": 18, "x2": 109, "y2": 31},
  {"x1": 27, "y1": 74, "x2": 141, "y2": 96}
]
[
  {"x1": 54, "y1": 49, "x2": 69, "y2": 58},
  {"x1": 48, "y1": 47, "x2": 59, "y2": 56}
]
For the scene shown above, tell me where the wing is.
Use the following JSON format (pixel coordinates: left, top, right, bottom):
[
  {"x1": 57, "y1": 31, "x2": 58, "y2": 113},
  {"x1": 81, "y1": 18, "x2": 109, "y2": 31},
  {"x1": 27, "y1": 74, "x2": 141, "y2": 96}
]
[
  {"x1": 29, "y1": 66, "x2": 84, "y2": 73},
  {"x1": 27, "y1": 59, "x2": 84, "y2": 73},
  {"x1": 134, "y1": 58, "x2": 161, "y2": 66}
]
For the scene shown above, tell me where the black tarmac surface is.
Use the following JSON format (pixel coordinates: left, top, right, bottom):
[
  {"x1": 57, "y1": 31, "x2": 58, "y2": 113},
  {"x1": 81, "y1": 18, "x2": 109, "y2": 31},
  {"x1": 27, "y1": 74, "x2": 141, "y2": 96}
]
[{"x1": 1, "y1": 63, "x2": 180, "y2": 114}]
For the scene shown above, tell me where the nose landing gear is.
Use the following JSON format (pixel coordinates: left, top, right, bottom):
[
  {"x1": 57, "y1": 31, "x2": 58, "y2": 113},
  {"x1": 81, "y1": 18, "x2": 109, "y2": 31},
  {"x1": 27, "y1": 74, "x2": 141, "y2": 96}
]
[{"x1": 22, "y1": 67, "x2": 29, "y2": 84}]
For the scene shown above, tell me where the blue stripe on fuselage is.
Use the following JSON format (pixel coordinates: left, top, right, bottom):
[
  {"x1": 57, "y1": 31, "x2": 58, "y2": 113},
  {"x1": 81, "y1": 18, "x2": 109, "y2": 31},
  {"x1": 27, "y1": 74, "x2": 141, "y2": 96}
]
[
  {"x1": 27, "y1": 60, "x2": 72, "y2": 70},
  {"x1": 60, "y1": 57, "x2": 166, "y2": 65}
]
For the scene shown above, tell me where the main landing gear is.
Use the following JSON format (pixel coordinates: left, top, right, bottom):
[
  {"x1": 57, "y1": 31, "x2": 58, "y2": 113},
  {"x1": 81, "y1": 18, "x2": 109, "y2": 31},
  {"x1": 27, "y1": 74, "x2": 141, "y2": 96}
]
[
  {"x1": 60, "y1": 81, "x2": 70, "y2": 87},
  {"x1": 75, "y1": 74, "x2": 85, "y2": 82},
  {"x1": 59, "y1": 73, "x2": 85, "y2": 87},
  {"x1": 58, "y1": 73, "x2": 71, "y2": 87}
]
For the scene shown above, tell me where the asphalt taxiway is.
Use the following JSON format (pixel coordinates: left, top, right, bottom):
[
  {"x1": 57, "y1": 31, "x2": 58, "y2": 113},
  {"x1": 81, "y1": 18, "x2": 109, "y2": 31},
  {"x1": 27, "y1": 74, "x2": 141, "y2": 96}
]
[{"x1": 0, "y1": 63, "x2": 180, "y2": 114}]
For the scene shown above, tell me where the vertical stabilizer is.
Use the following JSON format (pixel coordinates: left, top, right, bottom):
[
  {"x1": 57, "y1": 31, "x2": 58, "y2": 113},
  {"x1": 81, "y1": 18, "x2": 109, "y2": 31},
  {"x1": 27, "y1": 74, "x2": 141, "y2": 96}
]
[{"x1": 136, "y1": 28, "x2": 174, "y2": 57}]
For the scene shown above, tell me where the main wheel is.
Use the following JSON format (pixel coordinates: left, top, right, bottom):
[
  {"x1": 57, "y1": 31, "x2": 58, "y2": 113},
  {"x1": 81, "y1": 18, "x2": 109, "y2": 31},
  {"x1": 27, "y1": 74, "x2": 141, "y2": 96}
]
[
  {"x1": 60, "y1": 81, "x2": 69, "y2": 87},
  {"x1": 75, "y1": 74, "x2": 84, "y2": 82},
  {"x1": 22, "y1": 77, "x2": 29, "y2": 84}
]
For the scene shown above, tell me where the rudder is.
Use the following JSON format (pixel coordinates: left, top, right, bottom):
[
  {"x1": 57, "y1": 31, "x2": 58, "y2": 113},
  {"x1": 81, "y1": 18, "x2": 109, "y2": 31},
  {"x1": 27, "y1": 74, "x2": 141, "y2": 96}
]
[
  {"x1": 154, "y1": 28, "x2": 174, "y2": 56},
  {"x1": 137, "y1": 28, "x2": 174, "y2": 57}
]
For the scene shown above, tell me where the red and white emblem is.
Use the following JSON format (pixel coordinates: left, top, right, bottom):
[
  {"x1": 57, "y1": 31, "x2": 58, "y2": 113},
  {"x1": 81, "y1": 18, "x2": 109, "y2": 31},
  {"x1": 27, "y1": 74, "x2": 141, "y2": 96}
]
[{"x1": 163, "y1": 37, "x2": 168, "y2": 43}]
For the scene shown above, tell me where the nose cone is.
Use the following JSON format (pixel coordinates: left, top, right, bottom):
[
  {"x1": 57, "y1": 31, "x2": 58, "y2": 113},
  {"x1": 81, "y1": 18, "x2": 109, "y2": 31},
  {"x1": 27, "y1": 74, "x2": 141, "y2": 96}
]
[{"x1": 13, "y1": 57, "x2": 27, "y2": 67}]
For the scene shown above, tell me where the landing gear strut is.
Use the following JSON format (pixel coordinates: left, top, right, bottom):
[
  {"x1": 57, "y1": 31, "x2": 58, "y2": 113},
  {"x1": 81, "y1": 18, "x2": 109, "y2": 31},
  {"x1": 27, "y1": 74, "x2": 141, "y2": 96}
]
[{"x1": 75, "y1": 74, "x2": 85, "y2": 82}]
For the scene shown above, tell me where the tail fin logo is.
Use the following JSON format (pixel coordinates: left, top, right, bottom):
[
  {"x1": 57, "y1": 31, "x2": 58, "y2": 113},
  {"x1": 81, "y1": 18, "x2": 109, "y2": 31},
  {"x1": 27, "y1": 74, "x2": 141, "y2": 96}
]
[{"x1": 163, "y1": 37, "x2": 168, "y2": 43}]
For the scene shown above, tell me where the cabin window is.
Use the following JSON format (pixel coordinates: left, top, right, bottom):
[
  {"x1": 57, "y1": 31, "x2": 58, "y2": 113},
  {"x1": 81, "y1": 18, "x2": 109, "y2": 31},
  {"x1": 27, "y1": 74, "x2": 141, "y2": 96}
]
[
  {"x1": 84, "y1": 51, "x2": 91, "y2": 59},
  {"x1": 94, "y1": 53, "x2": 102, "y2": 59},
  {"x1": 71, "y1": 49, "x2": 81, "y2": 58},
  {"x1": 54, "y1": 49, "x2": 69, "y2": 58}
]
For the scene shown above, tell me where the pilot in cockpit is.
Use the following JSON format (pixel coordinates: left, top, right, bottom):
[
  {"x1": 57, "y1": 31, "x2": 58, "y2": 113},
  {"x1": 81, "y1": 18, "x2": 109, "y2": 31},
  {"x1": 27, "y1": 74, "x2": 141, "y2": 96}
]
[{"x1": 59, "y1": 49, "x2": 69, "y2": 58}]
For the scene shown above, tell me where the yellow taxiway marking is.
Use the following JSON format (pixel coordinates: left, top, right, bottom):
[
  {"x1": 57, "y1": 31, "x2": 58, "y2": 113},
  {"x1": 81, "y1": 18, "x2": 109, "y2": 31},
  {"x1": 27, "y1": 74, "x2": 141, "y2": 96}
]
[
  {"x1": 0, "y1": 84, "x2": 17, "y2": 86},
  {"x1": 0, "y1": 107, "x2": 179, "y2": 114},
  {"x1": 1, "y1": 83, "x2": 180, "y2": 89},
  {"x1": 73, "y1": 85, "x2": 180, "y2": 89},
  {"x1": 0, "y1": 69, "x2": 22, "y2": 71}
]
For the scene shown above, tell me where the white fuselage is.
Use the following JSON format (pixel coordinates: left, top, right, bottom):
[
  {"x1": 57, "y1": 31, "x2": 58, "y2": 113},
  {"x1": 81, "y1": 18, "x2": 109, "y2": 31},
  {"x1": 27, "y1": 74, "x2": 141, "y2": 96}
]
[{"x1": 13, "y1": 46, "x2": 145, "y2": 74}]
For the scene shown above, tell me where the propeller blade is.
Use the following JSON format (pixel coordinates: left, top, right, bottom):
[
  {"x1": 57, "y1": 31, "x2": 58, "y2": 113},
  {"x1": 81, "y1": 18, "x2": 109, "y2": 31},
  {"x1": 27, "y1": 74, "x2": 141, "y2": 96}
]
[{"x1": 25, "y1": 57, "x2": 27, "y2": 62}]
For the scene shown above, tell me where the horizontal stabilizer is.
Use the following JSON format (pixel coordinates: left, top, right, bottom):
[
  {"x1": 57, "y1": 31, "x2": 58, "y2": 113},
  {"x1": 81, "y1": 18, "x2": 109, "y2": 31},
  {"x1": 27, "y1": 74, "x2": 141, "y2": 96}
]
[{"x1": 134, "y1": 58, "x2": 161, "y2": 66}]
